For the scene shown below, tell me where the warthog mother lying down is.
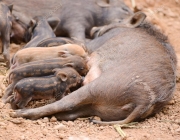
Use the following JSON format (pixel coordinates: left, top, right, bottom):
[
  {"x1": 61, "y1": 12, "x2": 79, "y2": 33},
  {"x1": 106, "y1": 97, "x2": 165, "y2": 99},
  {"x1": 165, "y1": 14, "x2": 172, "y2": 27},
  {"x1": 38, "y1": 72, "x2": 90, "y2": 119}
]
[{"x1": 10, "y1": 12, "x2": 177, "y2": 125}]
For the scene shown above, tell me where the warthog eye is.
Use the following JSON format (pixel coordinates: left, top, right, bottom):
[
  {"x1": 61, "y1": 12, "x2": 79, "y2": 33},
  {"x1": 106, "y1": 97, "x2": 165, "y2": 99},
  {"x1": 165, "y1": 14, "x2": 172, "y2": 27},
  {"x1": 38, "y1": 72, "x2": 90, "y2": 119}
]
[{"x1": 80, "y1": 67, "x2": 84, "y2": 70}]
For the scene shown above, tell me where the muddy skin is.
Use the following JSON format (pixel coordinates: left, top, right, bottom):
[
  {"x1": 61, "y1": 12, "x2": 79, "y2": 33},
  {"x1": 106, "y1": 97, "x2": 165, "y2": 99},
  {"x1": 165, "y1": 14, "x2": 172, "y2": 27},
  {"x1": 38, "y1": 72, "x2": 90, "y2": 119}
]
[
  {"x1": 3, "y1": 0, "x2": 133, "y2": 43},
  {"x1": 2, "y1": 55, "x2": 88, "y2": 103},
  {"x1": 23, "y1": 16, "x2": 59, "y2": 48},
  {"x1": 10, "y1": 44, "x2": 88, "y2": 69},
  {"x1": 8, "y1": 67, "x2": 82, "y2": 109},
  {"x1": 10, "y1": 12, "x2": 177, "y2": 125},
  {"x1": 0, "y1": 3, "x2": 13, "y2": 67}
]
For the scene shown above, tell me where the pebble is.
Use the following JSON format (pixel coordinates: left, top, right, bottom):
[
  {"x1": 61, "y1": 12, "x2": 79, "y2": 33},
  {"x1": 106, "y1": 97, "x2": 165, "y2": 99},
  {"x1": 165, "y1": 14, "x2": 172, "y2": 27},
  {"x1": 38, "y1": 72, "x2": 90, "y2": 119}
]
[
  {"x1": 54, "y1": 124, "x2": 66, "y2": 130},
  {"x1": 93, "y1": 116, "x2": 101, "y2": 121},
  {"x1": 143, "y1": 134, "x2": 150, "y2": 138},
  {"x1": 10, "y1": 119, "x2": 23, "y2": 124},
  {"x1": 42, "y1": 117, "x2": 49, "y2": 123},
  {"x1": 59, "y1": 134, "x2": 66, "y2": 139},
  {"x1": 50, "y1": 116, "x2": 57, "y2": 122},
  {"x1": 67, "y1": 121, "x2": 74, "y2": 127},
  {"x1": 168, "y1": 100, "x2": 175, "y2": 105},
  {"x1": 99, "y1": 126, "x2": 104, "y2": 130},
  {"x1": 37, "y1": 120, "x2": 43, "y2": 125}
]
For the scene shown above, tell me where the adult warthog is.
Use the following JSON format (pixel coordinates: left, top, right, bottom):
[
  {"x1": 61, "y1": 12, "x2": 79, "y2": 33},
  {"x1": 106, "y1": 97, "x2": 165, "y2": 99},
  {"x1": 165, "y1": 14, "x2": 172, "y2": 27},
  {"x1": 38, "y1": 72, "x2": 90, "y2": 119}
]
[{"x1": 10, "y1": 12, "x2": 177, "y2": 125}]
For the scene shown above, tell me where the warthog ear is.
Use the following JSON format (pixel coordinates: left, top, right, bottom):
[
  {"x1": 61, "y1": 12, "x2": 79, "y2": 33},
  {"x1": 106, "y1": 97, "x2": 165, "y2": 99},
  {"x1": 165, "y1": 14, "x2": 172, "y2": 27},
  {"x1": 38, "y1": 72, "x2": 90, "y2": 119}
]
[
  {"x1": 63, "y1": 63, "x2": 74, "y2": 68},
  {"x1": 8, "y1": 4, "x2": 13, "y2": 12},
  {"x1": 47, "y1": 17, "x2": 60, "y2": 32},
  {"x1": 57, "y1": 72, "x2": 68, "y2": 82},
  {"x1": 96, "y1": 0, "x2": 110, "y2": 7},
  {"x1": 126, "y1": 12, "x2": 146, "y2": 28}
]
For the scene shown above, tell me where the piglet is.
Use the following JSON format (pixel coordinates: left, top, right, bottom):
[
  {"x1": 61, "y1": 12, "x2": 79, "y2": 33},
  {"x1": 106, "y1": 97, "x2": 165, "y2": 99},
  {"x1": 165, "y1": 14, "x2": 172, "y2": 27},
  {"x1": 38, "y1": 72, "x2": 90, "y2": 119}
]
[
  {"x1": 11, "y1": 44, "x2": 88, "y2": 69},
  {"x1": 8, "y1": 67, "x2": 82, "y2": 109},
  {"x1": 2, "y1": 55, "x2": 88, "y2": 103}
]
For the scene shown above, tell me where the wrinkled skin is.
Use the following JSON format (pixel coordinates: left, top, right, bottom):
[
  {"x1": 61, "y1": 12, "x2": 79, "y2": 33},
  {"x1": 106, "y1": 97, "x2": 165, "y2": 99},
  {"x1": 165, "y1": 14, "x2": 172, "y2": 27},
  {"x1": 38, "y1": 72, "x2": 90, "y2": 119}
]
[
  {"x1": 0, "y1": 3, "x2": 13, "y2": 67},
  {"x1": 3, "y1": 0, "x2": 133, "y2": 43},
  {"x1": 10, "y1": 44, "x2": 88, "y2": 69},
  {"x1": 2, "y1": 55, "x2": 88, "y2": 103},
  {"x1": 8, "y1": 67, "x2": 82, "y2": 109},
  {"x1": 9, "y1": 12, "x2": 177, "y2": 125}
]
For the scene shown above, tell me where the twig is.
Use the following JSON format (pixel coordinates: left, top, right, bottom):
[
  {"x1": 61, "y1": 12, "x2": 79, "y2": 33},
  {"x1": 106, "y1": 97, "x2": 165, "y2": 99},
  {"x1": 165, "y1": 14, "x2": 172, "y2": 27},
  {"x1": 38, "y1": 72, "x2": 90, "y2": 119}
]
[
  {"x1": 119, "y1": 122, "x2": 138, "y2": 128},
  {"x1": 131, "y1": 0, "x2": 136, "y2": 9},
  {"x1": 114, "y1": 125, "x2": 127, "y2": 139},
  {"x1": 158, "y1": 119, "x2": 180, "y2": 125}
]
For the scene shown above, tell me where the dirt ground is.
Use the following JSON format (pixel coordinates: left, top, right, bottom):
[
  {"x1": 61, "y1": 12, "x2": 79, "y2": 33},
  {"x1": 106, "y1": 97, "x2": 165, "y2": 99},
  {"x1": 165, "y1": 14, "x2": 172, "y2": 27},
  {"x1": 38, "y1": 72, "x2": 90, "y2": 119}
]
[{"x1": 0, "y1": 0, "x2": 180, "y2": 140}]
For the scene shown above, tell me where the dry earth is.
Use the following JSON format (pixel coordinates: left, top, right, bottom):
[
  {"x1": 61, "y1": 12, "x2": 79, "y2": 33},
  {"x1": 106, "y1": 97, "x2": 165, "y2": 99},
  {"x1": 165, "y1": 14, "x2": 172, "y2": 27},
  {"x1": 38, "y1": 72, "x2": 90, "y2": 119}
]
[{"x1": 0, "y1": 0, "x2": 180, "y2": 140}]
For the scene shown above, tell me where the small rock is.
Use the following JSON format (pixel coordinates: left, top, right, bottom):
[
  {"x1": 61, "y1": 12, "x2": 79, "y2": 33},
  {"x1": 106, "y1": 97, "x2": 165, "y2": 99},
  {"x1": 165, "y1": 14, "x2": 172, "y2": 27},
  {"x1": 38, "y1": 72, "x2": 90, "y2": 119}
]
[
  {"x1": 143, "y1": 134, "x2": 150, "y2": 138},
  {"x1": 59, "y1": 134, "x2": 66, "y2": 139},
  {"x1": 42, "y1": 130, "x2": 48, "y2": 136},
  {"x1": 93, "y1": 116, "x2": 101, "y2": 121},
  {"x1": 67, "y1": 121, "x2": 74, "y2": 127},
  {"x1": 50, "y1": 116, "x2": 57, "y2": 122},
  {"x1": 42, "y1": 117, "x2": 49, "y2": 123},
  {"x1": 168, "y1": 100, "x2": 175, "y2": 105},
  {"x1": 37, "y1": 120, "x2": 43, "y2": 125},
  {"x1": 99, "y1": 126, "x2": 104, "y2": 130},
  {"x1": 54, "y1": 124, "x2": 66, "y2": 130},
  {"x1": 61, "y1": 121, "x2": 67, "y2": 125},
  {"x1": 10, "y1": 119, "x2": 23, "y2": 124}
]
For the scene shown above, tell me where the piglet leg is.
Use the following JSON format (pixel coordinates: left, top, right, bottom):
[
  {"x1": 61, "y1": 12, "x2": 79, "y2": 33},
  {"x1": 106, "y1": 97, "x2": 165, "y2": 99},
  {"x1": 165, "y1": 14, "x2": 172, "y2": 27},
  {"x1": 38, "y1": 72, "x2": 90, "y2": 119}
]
[{"x1": 10, "y1": 84, "x2": 93, "y2": 120}]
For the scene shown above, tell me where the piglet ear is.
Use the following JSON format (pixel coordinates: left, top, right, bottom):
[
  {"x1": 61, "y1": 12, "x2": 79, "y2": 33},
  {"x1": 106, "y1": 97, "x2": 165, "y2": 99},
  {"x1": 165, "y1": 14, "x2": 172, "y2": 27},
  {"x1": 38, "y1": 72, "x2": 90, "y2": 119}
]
[
  {"x1": 8, "y1": 4, "x2": 13, "y2": 12},
  {"x1": 96, "y1": 0, "x2": 110, "y2": 7},
  {"x1": 52, "y1": 68, "x2": 61, "y2": 73},
  {"x1": 30, "y1": 19, "x2": 36, "y2": 27},
  {"x1": 63, "y1": 63, "x2": 74, "y2": 68},
  {"x1": 58, "y1": 51, "x2": 67, "y2": 56},
  {"x1": 57, "y1": 72, "x2": 68, "y2": 82},
  {"x1": 61, "y1": 54, "x2": 73, "y2": 58}
]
